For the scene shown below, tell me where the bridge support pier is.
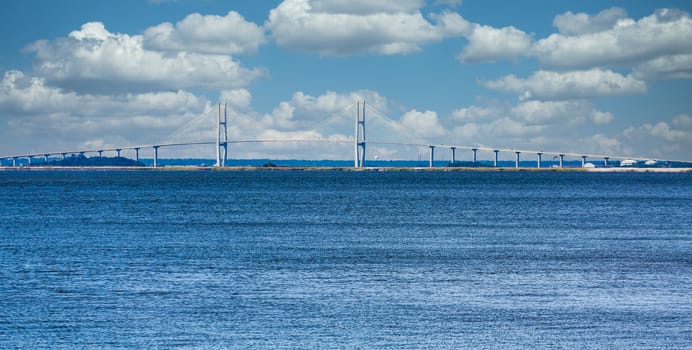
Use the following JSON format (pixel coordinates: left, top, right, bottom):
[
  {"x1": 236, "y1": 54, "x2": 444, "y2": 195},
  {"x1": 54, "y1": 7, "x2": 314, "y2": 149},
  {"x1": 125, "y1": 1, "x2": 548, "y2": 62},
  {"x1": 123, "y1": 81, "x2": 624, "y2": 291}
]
[
  {"x1": 153, "y1": 146, "x2": 160, "y2": 168},
  {"x1": 559, "y1": 154, "x2": 564, "y2": 168},
  {"x1": 472, "y1": 148, "x2": 478, "y2": 163},
  {"x1": 98, "y1": 150, "x2": 103, "y2": 158},
  {"x1": 429, "y1": 145, "x2": 435, "y2": 168},
  {"x1": 13, "y1": 157, "x2": 17, "y2": 167},
  {"x1": 61, "y1": 153, "x2": 67, "y2": 160},
  {"x1": 537, "y1": 152, "x2": 543, "y2": 168},
  {"x1": 216, "y1": 103, "x2": 228, "y2": 167},
  {"x1": 44, "y1": 154, "x2": 49, "y2": 164},
  {"x1": 494, "y1": 150, "x2": 499, "y2": 167},
  {"x1": 515, "y1": 151, "x2": 521, "y2": 168},
  {"x1": 135, "y1": 148, "x2": 140, "y2": 162},
  {"x1": 27, "y1": 156, "x2": 32, "y2": 166},
  {"x1": 581, "y1": 155, "x2": 587, "y2": 168},
  {"x1": 451, "y1": 147, "x2": 456, "y2": 165},
  {"x1": 604, "y1": 157, "x2": 609, "y2": 167},
  {"x1": 354, "y1": 100, "x2": 366, "y2": 168},
  {"x1": 116, "y1": 149, "x2": 121, "y2": 158}
]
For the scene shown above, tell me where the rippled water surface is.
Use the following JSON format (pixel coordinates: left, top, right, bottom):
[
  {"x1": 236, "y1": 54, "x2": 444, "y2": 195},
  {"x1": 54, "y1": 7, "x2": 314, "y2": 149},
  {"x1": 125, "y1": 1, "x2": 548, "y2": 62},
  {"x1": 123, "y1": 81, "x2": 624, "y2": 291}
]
[{"x1": 1, "y1": 170, "x2": 691, "y2": 349}]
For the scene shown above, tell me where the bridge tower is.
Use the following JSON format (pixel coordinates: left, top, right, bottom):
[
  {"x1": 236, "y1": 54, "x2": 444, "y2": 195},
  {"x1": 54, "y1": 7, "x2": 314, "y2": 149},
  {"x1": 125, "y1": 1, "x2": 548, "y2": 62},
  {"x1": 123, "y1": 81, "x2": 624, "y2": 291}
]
[
  {"x1": 354, "y1": 100, "x2": 366, "y2": 168},
  {"x1": 216, "y1": 102, "x2": 229, "y2": 167}
]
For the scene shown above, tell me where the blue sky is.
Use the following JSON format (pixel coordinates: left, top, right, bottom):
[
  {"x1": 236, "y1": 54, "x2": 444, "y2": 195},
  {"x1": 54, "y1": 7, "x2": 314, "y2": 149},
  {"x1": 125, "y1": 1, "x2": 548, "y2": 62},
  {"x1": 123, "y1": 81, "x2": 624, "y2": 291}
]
[{"x1": 1, "y1": 0, "x2": 691, "y2": 161}]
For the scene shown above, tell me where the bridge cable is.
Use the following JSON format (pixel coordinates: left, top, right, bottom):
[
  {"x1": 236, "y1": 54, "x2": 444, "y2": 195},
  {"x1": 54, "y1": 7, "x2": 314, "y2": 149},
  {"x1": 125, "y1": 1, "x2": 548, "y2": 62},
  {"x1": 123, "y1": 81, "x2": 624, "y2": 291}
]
[
  {"x1": 164, "y1": 105, "x2": 217, "y2": 144},
  {"x1": 300, "y1": 101, "x2": 358, "y2": 139}
]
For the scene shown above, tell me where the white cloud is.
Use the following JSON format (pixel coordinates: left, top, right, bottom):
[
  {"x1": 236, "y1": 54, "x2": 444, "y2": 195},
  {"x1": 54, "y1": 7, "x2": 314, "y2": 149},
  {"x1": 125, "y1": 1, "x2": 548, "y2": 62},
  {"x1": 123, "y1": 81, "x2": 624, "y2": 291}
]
[
  {"x1": 621, "y1": 114, "x2": 692, "y2": 159},
  {"x1": 482, "y1": 68, "x2": 646, "y2": 100},
  {"x1": 587, "y1": 134, "x2": 623, "y2": 155},
  {"x1": 672, "y1": 114, "x2": 692, "y2": 129},
  {"x1": 0, "y1": 70, "x2": 206, "y2": 116},
  {"x1": 451, "y1": 105, "x2": 502, "y2": 123},
  {"x1": 266, "y1": 0, "x2": 530, "y2": 62},
  {"x1": 511, "y1": 100, "x2": 613, "y2": 125},
  {"x1": 396, "y1": 110, "x2": 447, "y2": 139},
  {"x1": 265, "y1": 0, "x2": 468, "y2": 55},
  {"x1": 2, "y1": 61, "x2": 687, "y2": 161},
  {"x1": 291, "y1": 90, "x2": 382, "y2": 116},
  {"x1": 553, "y1": 7, "x2": 628, "y2": 35},
  {"x1": 143, "y1": 11, "x2": 266, "y2": 55},
  {"x1": 220, "y1": 89, "x2": 252, "y2": 109},
  {"x1": 26, "y1": 22, "x2": 265, "y2": 93},
  {"x1": 0, "y1": 70, "x2": 211, "y2": 154},
  {"x1": 452, "y1": 117, "x2": 545, "y2": 144},
  {"x1": 220, "y1": 90, "x2": 450, "y2": 157},
  {"x1": 457, "y1": 24, "x2": 532, "y2": 62},
  {"x1": 624, "y1": 115, "x2": 691, "y2": 142},
  {"x1": 591, "y1": 111, "x2": 614, "y2": 125},
  {"x1": 534, "y1": 9, "x2": 692, "y2": 71},
  {"x1": 449, "y1": 99, "x2": 618, "y2": 153},
  {"x1": 256, "y1": 90, "x2": 388, "y2": 131},
  {"x1": 309, "y1": 0, "x2": 424, "y2": 14},
  {"x1": 632, "y1": 53, "x2": 692, "y2": 80}
]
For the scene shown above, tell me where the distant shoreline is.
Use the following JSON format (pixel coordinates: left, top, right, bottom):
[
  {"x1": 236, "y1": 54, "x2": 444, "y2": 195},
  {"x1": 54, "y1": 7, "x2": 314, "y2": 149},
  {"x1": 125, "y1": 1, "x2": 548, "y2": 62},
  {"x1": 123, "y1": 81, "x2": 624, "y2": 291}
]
[{"x1": 1, "y1": 166, "x2": 690, "y2": 173}]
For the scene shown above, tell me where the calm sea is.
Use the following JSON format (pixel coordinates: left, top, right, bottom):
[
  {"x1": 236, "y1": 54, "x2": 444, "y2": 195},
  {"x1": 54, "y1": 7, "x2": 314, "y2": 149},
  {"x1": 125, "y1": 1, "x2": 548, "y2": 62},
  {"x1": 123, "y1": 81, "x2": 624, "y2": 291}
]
[{"x1": 1, "y1": 170, "x2": 691, "y2": 349}]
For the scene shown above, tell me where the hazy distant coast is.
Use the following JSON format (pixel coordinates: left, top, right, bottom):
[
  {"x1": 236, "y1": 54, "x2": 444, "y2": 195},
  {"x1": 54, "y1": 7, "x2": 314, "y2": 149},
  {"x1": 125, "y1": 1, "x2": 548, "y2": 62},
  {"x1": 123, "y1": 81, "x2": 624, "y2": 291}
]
[{"x1": 1, "y1": 166, "x2": 690, "y2": 173}]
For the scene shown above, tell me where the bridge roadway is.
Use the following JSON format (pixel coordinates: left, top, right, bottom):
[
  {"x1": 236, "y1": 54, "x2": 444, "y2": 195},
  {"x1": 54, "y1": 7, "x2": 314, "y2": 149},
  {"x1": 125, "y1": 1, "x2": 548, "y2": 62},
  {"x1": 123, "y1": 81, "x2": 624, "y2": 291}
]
[{"x1": 1, "y1": 139, "x2": 690, "y2": 167}]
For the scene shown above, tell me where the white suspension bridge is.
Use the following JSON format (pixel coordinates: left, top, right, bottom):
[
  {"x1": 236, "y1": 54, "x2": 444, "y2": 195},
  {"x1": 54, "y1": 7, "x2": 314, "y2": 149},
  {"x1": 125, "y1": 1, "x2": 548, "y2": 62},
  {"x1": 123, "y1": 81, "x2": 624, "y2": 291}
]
[{"x1": 1, "y1": 101, "x2": 689, "y2": 168}]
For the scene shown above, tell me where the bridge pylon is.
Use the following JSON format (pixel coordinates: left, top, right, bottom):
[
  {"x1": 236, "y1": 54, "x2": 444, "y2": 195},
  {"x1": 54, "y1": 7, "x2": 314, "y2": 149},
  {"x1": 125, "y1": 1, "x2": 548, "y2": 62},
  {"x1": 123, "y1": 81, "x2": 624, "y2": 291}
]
[
  {"x1": 354, "y1": 100, "x2": 366, "y2": 168},
  {"x1": 216, "y1": 102, "x2": 229, "y2": 167}
]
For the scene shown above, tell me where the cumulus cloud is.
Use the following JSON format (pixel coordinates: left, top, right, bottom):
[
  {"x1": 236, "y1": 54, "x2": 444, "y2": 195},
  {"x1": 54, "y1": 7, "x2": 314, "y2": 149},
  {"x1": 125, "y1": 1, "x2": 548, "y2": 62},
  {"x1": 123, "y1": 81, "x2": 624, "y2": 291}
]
[
  {"x1": 265, "y1": 0, "x2": 531, "y2": 62},
  {"x1": 624, "y1": 114, "x2": 692, "y2": 142},
  {"x1": 621, "y1": 115, "x2": 692, "y2": 159},
  {"x1": 213, "y1": 89, "x2": 404, "y2": 159},
  {"x1": 220, "y1": 89, "x2": 253, "y2": 109},
  {"x1": 255, "y1": 90, "x2": 388, "y2": 132},
  {"x1": 309, "y1": 0, "x2": 425, "y2": 14},
  {"x1": 0, "y1": 70, "x2": 207, "y2": 117},
  {"x1": 452, "y1": 117, "x2": 545, "y2": 145},
  {"x1": 395, "y1": 110, "x2": 447, "y2": 139},
  {"x1": 265, "y1": 0, "x2": 468, "y2": 55},
  {"x1": 534, "y1": 8, "x2": 692, "y2": 70},
  {"x1": 633, "y1": 53, "x2": 692, "y2": 80},
  {"x1": 511, "y1": 100, "x2": 614, "y2": 125},
  {"x1": 26, "y1": 22, "x2": 265, "y2": 93},
  {"x1": 0, "y1": 70, "x2": 211, "y2": 154},
  {"x1": 553, "y1": 7, "x2": 628, "y2": 35},
  {"x1": 461, "y1": 7, "x2": 692, "y2": 82},
  {"x1": 482, "y1": 68, "x2": 646, "y2": 100},
  {"x1": 457, "y1": 24, "x2": 532, "y2": 62},
  {"x1": 0, "y1": 87, "x2": 394, "y2": 159},
  {"x1": 449, "y1": 99, "x2": 617, "y2": 153},
  {"x1": 1, "y1": 73, "x2": 388, "y2": 158},
  {"x1": 451, "y1": 105, "x2": 502, "y2": 123},
  {"x1": 586, "y1": 134, "x2": 623, "y2": 155},
  {"x1": 222, "y1": 90, "x2": 449, "y2": 156},
  {"x1": 591, "y1": 111, "x2": 614, "y2": 125},
  {"x1": 143, "y1": 11, "x2": 266, "y2": 55},
  {"x1": 447, "y1": 111, "x2": 691, "y2": 161},
  {"x1": 290, "y1": 90, "x2": 387, "y2": 118}
]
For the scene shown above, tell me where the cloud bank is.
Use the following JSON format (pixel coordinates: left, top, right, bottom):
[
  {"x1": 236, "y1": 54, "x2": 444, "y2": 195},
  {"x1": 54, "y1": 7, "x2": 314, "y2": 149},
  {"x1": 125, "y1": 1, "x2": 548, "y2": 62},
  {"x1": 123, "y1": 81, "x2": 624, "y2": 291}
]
[{"x1": 27, "y1": 22, "x2": 265, "y2": 94}]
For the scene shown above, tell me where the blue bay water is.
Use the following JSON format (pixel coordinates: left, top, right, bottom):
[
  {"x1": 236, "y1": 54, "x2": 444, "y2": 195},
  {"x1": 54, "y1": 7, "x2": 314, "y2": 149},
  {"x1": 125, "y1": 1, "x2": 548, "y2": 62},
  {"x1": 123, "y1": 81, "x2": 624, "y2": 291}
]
[{"x1": 1, "y1": 170, "x2": 691, "y2": 349}]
